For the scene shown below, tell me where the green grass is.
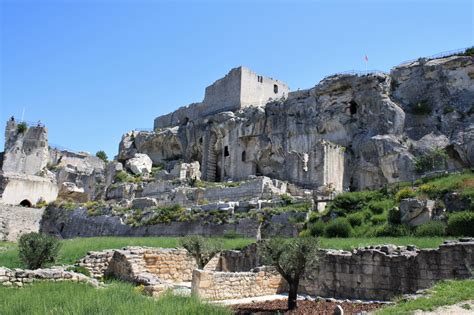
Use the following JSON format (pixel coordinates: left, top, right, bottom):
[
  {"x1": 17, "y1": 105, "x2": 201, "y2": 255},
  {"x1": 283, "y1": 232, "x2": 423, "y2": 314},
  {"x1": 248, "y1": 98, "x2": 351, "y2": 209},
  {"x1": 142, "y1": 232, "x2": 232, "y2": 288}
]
[
  {"x1": 376, "y1": 279, "x2": 474, "y2": 314},
  {"x1": 0, "y1": 237, "x2": 254, "y2": 269},
  {"x1": 0, "y1": 281, "x2": 231, "y2": 315},
  {"x1": 0, "y1": 236, "x2": 447, "y2": 269},
  {"x1": 318, "y1": 237, "x2": 445, "y2": 250}
]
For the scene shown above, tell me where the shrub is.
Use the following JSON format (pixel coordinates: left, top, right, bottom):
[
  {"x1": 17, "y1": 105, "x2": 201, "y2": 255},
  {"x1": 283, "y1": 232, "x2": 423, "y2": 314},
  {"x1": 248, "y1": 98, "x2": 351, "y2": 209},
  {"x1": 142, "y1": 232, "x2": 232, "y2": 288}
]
[
  {"x1": 308, "y1": 220, "x2": 325, "y2": 236},
  {"x1": 280, "y1": 194, "x2": 294, "y2": 205},
  {"x1": 346, "y1": 212, "x2": 365, "y2": 227},
  {"x1": 415, "y1": 221, "x2": 446, "y2": 237},
  {"x1": 462, "y1": 47, "x2": 474, "y2": 56},
  {"x1": 413, "y1": 148, "x2": 448, "y2": 173},
  {"x1": 328, "y1": 190, "x2": 382, "y2": 214},
  {"x1": 368, "y1": 199, "x2": 394, "y2": 214},
  {"x1": 18, "y1": 232, "x2": 61, "y2": 269},
  {"x1": 95, "y1": 150, "x2": 108, "y2": 163},
  {"x1": 370, "y1": 213, "x2": 387, "y2": 225},
  {"x1": 114, "y1": 171, "x2": 129, "y2": 183},
  {"x1": 447, "y1": 211, "x2": 474, "y2": 236},
  {"x1": 17, "y1": 122, "x2": 28, "y2": 133},
  {"x1": 373, "y1": 224, "x2": 410, "y2": 237},
  {"x1": 396, "y1": 188, "x2": 416, "y2": 202},
  {"x1": 387, "y1": 207, "x2": 401, "y2": 225},
  {"x1": 324, "y1": 218, "x2": 352, "y2": 238},
  {"x1": 410, "y1": 100, "x2": 431, "y2": 115}
]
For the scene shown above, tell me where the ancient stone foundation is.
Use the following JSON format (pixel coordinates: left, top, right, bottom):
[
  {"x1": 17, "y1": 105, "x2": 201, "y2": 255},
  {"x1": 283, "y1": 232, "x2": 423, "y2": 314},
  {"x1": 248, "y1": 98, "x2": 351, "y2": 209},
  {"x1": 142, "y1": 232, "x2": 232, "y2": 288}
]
[
  {"x1": 191, "y1": 266, "x2": 286, "y2": 300},
  {"x1": 0, "y1": 267, "x2": 98, "y2": 287}
]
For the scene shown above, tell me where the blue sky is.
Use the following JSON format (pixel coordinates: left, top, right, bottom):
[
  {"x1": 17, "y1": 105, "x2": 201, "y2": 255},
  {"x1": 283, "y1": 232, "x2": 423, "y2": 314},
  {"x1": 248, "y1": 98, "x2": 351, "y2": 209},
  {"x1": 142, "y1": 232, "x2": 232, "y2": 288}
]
[{"x1": 1, "y1": 0, "x2": 473, "y2": 158}]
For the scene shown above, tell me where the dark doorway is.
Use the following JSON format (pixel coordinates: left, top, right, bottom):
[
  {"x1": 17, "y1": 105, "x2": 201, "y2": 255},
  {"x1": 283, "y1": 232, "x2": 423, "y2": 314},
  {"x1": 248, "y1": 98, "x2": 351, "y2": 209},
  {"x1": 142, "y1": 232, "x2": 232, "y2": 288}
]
[
  {"x1": 241, "y1": 150, "x2": 246, "y2": 162},
  {"x1": 273, "y1": 84, "x2": 279, "y2": 94},
  {"x1": 20, "y1": 199, "x2": 32, "y2": 207},
  {"x1": 224, "y1": 146, "x2": 230, "y2": 157},
  {"x1": 349, "y1": 100, "x2": 358, "y2": 116}
]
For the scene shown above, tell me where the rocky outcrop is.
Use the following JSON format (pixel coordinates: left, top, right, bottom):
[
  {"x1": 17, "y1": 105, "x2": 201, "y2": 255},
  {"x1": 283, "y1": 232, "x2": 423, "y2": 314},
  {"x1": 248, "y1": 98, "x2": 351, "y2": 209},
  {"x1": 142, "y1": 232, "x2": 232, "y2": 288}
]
[
  {"x1": 119, "y1": 55, "x2": 474, "y2": 190},
  {"x1": 399, "y1": 198, "x2": 436, "y2": 226},
  {"x1": 125, "y1": 153, "x2": 152, "y2": 175}
]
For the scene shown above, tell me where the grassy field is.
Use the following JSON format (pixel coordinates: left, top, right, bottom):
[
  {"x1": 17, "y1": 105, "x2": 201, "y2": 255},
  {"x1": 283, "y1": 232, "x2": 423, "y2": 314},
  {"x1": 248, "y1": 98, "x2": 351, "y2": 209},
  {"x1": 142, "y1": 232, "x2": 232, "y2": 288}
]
[
  {"x1": 0, "y1": 281, "x2": 231, "y2": 315},
  {"x1": 376, "y1": 279, "x2": 474, "y2": 314},
  {"x1": 0, "y1": 236, "x2": 447, "y2": 269}
]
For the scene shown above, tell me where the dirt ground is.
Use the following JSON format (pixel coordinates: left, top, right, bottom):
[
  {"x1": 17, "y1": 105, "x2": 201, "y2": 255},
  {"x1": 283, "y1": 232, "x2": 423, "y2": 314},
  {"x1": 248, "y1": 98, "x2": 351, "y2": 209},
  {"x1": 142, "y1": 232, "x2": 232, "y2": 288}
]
[{"x1": 232, "y1": 299, "x2": 384, "y2": 314}]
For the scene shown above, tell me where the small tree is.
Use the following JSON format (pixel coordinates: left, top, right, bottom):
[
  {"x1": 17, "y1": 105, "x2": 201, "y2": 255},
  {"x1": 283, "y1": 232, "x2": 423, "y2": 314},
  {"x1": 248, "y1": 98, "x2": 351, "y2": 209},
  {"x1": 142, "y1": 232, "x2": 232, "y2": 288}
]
[
  {"x1": 18, "y1": 232, "x2": 61, "y2": 269},
  {"x1": 17, "y1": 122, "x2": 28, "y2": 134},
  {"x1": 179, "y1": 236, "x2": 223, "y2": 269},
  {"x1": 260, "y1": 237, "x2": 320, "y2": 310},
  {"x1": 95, "y1": 150, "x2": 108, "y2": 163}
]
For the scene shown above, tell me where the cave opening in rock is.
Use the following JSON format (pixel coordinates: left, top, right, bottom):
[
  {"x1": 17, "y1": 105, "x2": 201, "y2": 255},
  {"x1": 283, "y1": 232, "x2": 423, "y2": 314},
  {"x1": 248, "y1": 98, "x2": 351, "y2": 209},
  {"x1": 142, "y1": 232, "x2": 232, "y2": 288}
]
[
  {"x1": 349, "y1": 100, "x2": 358, "y2": 116},
  {"x1": 19, "y1": 199, "x2": 32, "y2": 207},
  {"x1": 241, "y1": 150, "x2": 246, "y2": 162},
  {"x1": 224, "y1": 146, "x2": 230, "y2": 157}
]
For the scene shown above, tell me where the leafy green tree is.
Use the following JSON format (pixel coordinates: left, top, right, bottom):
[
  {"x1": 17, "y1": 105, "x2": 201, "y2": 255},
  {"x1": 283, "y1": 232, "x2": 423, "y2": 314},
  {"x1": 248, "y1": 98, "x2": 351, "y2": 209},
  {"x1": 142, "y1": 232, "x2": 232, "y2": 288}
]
[
  {"x1": 18, "y1": 232, "x2": 61, "y2": 269},
  {"x1": 414, "y1": 148, "x2": 448, "y2": 173},
  {"x1": 179, "y1": 236, "x2": 223, "y2": 269},
  {"x1": 17, "y1": 122, "x2": 28, "y2": 134},
  {"x1": 95, "y1": 150, "x2": 108, "y2": 163},
  {"x1": 260, "y1": 237, "x2": 320, "y2": 310}
]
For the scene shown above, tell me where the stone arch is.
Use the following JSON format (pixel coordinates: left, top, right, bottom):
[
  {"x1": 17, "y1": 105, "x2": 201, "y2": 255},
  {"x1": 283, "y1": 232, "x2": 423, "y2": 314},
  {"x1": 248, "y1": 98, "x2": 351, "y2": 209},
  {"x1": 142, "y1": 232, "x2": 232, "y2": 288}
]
[{"x1": 19, "y1": 199, "x2": 32, "y2": 207}]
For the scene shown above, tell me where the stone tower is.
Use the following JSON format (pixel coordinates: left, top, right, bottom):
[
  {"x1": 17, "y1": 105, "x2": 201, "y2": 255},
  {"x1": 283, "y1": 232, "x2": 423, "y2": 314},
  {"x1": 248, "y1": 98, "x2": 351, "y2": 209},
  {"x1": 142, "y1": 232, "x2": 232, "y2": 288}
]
[{"x1": 2, "y1": 119, "x2": 49, "y2": 175}]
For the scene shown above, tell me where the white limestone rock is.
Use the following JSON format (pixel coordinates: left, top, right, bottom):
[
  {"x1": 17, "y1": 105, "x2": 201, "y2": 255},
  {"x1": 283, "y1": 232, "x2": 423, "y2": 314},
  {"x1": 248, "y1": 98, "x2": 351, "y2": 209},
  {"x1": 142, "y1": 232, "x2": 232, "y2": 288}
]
[{"x1": 125, "y1": 153, "x2": 153, "y2": 175}]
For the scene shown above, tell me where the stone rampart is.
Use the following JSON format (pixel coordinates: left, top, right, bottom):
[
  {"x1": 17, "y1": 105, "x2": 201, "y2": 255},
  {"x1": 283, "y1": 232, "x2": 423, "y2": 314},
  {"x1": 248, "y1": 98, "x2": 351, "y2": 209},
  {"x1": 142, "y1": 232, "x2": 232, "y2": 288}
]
[{"x1": 191, "y1": 266, "x2": 286, "y2": 300}]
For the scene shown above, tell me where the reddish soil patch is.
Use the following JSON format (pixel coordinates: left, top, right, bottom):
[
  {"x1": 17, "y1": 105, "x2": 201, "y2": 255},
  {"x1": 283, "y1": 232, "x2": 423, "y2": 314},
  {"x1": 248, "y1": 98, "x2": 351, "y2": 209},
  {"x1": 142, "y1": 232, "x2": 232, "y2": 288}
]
[{"x1": 233, "y1": 299, "x2": 384, "y2": 315}]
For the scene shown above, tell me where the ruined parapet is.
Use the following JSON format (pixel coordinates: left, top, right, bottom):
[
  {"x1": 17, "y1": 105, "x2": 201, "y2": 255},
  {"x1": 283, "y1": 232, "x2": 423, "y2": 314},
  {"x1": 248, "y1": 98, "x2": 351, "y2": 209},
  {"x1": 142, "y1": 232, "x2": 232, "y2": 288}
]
[
  {"x1": 2, "y1": 119, "x2": 49, "y2": 176},
  {"x1": 154, "y1": 67, "x2": 289, "y2": 129}
]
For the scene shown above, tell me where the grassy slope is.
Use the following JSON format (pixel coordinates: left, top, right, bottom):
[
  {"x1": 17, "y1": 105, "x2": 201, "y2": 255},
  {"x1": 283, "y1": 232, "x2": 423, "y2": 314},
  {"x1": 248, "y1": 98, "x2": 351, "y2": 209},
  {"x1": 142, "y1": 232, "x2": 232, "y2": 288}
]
[
  {"x1": 376, "y1": 279, "x2": 474, "y2": 314},
  {"x1": 0, "y1": 236, "x2": 446, "y2": 269},
  {"x1": 0, "y1": 281, "x2": 231, "y2": 315}
]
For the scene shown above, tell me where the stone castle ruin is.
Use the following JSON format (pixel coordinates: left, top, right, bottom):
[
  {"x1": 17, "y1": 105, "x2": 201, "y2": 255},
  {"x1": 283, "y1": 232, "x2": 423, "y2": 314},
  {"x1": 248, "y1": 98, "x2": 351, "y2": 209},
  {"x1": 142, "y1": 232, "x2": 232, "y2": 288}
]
[{"x1": 0, "y1": 52, "x2": 473, "y2": 241}]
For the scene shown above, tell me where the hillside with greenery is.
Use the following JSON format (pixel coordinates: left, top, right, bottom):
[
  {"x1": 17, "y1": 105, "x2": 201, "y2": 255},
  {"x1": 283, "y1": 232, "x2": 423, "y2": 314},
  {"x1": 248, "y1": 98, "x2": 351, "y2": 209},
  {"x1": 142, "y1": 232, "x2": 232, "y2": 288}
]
[{"x1": 301, "y1": 171, "x2": 474, "y2": 238}]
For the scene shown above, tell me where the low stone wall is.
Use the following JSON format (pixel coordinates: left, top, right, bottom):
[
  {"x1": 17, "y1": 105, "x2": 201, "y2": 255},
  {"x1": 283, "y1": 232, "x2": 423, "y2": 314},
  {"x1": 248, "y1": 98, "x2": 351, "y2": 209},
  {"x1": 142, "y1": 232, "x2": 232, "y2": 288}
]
[
  {"x1": 192, "y1": 266, "x2": 286, "y2": 300},
  {"x1": 0, "y1": 204, "x2": 44, "y2": 242},
  {"x1": 301, "y1": 240, "x2": 474, "y2": 300},
  {"x1": 0, "y1": 267, "x2": 98, "y2": 287},
  {"x1": 77, "y1": 249, "x2": 115, "y2": 278}
]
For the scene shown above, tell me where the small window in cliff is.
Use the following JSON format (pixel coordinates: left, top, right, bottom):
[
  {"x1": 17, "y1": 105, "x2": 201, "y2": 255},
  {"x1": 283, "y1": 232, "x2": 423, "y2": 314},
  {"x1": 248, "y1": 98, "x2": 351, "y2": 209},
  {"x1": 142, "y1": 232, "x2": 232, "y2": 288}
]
[
  {"x1": 349, "y1": 100, "x2": 358, "y2": 116},
  {"x1": 224, "y1": 146, "x2": 230, "y2": 157},
  {"x1": 199, "y1": 137, "x2": 203, "y2": 144},
  {"x1": 273, "y1": 84, "x2": 278, "y2": 94},
  {"x1": 257, "y1": 76, "x2": 263, "y2": 83},
  {"x1": 20, "y1": 199, "x2": 32, "y2": 207},
  {"x1": 241, "y1": 151, "x2": 246, "y2": 162}
]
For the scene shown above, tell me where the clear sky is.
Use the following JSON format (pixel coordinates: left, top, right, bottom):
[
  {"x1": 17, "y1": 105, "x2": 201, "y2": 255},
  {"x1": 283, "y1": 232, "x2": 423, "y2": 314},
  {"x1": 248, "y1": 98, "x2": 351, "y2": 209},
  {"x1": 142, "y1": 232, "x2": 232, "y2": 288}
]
[{"x1": 1, "y1": 0, "x2": 473, "y2": 158}]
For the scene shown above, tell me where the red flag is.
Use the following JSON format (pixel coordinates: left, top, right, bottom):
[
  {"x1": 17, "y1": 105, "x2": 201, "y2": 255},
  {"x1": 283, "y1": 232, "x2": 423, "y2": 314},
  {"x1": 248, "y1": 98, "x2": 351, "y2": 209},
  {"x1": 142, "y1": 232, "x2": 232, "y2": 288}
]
[{"x1": 364, "y1": 55, "x2": 369, "y2": 62}]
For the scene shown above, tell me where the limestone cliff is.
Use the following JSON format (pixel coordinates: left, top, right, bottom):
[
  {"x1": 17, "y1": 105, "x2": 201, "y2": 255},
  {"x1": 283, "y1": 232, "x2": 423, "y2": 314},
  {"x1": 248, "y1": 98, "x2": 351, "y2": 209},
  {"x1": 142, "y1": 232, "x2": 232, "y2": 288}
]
[{"x1": 119, "y1": 55, "x2": 474, "y2": 190}]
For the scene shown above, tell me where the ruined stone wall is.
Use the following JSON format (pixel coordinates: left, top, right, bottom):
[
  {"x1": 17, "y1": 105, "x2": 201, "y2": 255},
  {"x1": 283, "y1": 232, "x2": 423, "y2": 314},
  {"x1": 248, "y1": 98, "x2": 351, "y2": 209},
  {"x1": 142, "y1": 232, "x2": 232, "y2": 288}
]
[
  {"x1": 2, "y1": 121, "x2": 49, "y2": 176},
  {"x1": 0, "y1": 174, "x2": 58, "y2": 206},
  {"x1": 0, "y1": 204, "x2": 44, "y2": 242},
  {"x1": 240, "y1": 67, "x2": 289, "y2": 107},
  {"x1": 301, "y1": 241, "x2": 474, "y2": 300},
  {"x1": 142, "y1": 248, "x2": 196, "y2": 282},
  {"x1": 203, "y1": 67, "x2": 242, "y2": 112},
  {"x1": 192, "y1": 266, "x2": 286, "y2": 300},
  {"x1": 77, "y1": 249, "x2": 115, "y2": 278},
  {"x1": 0, "y1": 267, "x2": 98, "y2": 287},
  {"x1": 217, "y1": 240, "x2": 474, "y2": 300}
]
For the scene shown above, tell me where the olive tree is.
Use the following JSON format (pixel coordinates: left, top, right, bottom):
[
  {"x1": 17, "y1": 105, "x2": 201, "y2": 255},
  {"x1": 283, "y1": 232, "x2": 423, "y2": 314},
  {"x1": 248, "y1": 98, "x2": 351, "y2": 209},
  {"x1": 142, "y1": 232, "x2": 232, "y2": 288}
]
[
  {"x1": 260, "y1": 237, "x2": 320, "y2": 310},
  {"x1": 179, "y1": 236, "x2": 223, "y2": 269},
  {"x1": 18, "y1": 232, "x2": 61, "y2": 269}
]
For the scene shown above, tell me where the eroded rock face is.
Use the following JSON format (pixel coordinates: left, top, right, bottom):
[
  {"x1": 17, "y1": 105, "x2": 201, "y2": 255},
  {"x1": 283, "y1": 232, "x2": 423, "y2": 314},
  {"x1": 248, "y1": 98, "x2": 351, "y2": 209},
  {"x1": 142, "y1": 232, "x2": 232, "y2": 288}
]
[
  {"x1": 118, "y1": 55, "x2": 474, "y2": 190},
  {"x1": 399, "y1": 198, "x2": 436, "y2": 226},
  {"x1": 125, "y1": 153, "x2": 153, "y2": 175}
]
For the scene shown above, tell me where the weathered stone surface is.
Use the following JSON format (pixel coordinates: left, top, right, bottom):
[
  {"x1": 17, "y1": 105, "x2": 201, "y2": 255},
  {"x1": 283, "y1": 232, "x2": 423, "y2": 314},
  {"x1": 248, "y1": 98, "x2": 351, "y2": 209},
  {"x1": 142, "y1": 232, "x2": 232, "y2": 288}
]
[
  {"x1": 0, "y1": 266, "x2": 98, "y2": 287},
  {"x1": 0, "y1": 204, "x2": 44, "y2": 242},
  {"x1": 125, "y1": 153, "x2": 152, "y2": 175},
  {"x1": 399, "y1": 198, "x2": 435, "y2": 226},
  {"x1": 58, "y1": 182, "x2": 88, "y2": 203}
]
